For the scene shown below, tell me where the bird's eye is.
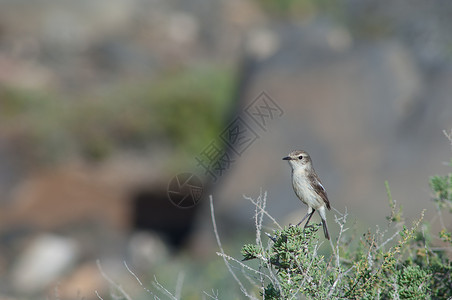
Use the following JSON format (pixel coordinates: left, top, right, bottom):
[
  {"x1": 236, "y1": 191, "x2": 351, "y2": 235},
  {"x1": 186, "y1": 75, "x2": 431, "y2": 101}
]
[{"x1": 298, "y1": 156, "x2": 303, "y2": 160}]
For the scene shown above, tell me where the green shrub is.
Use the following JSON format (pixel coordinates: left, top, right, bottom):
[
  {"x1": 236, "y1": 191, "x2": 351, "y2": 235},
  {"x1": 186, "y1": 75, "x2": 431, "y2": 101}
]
[{"x1": 232, "y1": 166, "x2": 452, "y2": 299}]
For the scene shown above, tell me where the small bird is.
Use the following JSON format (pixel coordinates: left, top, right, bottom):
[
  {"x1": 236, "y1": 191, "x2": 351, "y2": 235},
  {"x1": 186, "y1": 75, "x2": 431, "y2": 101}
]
[{"x1": 283, "y1": 150, "x2": 331, "y2": 240}]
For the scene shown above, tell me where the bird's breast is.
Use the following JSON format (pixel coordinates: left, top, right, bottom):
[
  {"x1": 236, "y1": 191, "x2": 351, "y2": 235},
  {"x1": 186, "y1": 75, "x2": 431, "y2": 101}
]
[{"x1": 292, "y1": 171, "x2": 324, "y2": 209}]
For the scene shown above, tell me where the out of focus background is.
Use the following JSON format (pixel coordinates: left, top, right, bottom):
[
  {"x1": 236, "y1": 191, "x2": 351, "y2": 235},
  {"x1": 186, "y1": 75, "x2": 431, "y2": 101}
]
[{"x1": 0, "y1": 0, "x2": 452, "y2": 299}]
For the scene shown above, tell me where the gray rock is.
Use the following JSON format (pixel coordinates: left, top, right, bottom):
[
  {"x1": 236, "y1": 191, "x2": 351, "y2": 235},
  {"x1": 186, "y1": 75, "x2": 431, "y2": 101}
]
[
  {"x1": 127, "y1": 231, "x2": 169, "y2": 270},
  {"x1": 11, "y1": 234, "x2": 79, "y2": 294}
]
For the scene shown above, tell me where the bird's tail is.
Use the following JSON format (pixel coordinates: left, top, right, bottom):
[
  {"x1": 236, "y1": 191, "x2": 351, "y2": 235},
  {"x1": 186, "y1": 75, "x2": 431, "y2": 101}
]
[{"x1": 321, "y1": 218, "x2": 330, "y2": 240}]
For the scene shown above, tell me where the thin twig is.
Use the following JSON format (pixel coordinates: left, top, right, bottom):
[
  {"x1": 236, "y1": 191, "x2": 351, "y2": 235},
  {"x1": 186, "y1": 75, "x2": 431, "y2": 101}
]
[
  {"x1": 376, "y1": 230, "x2": 401, "y2": 251},
  {"x1": 252, "y1": 191, "x2": 283, "y2": 297},
  {"x1": 123, "y1": 261, "x2": 157, "y2": 298},
  {"x1": 175, "y1": 272, "x2": 185, "y2": 299},
  {"x1": 253, "y1": 190, "x2": 270, "y2": 298},
  {"x1": 153, "y1": 275, "x2": 178, "y2": 300},
  {"x1": 244, "y1": 194, "x2": 283, "y2": 230},
  {"x1": 216, "y1": 252, "x2": 271, "y2": 279},
  {"x1": 210, "y1": 195, "x2": 257, "y2": 299},
  {"x1": 96, "y1": 260, "x2": 132, "y2": 300},
  {"x1": 95, "y1": 290, "x2": 104, "y2": 300},
  {"x1": 435, "y1": 202, "x2": 446, "y2": 231},
  {"x1": 203, "y1": 289, "x2": 220, "y2": 300},
  {"x1": 422, "y1": 226, "x2": 430, "y2": 265},
  {"x1": 443, "y1": 129, "x2": 452, "y2": 151},
  {"x1": 328, "y1": 265, "x2": 354, "y2": 298},
  {"x1": 332, "y1": 207, "x2": 348, "y2": 268}
]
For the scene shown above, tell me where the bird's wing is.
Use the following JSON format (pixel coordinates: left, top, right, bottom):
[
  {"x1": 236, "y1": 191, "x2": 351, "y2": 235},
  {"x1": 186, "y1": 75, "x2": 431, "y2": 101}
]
[{"x1": 310, "y1": 173, "x2": 331, "y2": 210}]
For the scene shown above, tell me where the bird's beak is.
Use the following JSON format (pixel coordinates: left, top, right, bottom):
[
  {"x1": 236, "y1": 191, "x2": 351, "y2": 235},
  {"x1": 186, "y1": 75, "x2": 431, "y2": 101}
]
[{"x1": 282, "y1": 156, "x2": 291, "y2": 160}]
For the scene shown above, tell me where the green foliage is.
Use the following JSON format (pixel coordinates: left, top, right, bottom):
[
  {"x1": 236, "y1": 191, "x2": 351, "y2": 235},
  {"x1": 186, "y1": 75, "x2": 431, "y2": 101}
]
[
  {"x1": 257, "y1": 0, "x2": 339, "y2": 19},
  {"x1": 439, "y1": 229, "x2": 452, "y2": 244},
  {"x1": 0, "y1": 66, "x2": 234, "y2": 164},
  {"x1": 429, "y1": 173, "x2": 452, "y2": 211},
  {"x1": 237, "y1": 172, "x2": 452, "y2": 299},
  {"x1": 385, "y1": 180, "x2": 403, "y2": 223},
  {"x1": 392, "y1": 265, "x2": 430, "y2": 299},
  {"x1": 242, "y1": 224, "x2": 329, "y2": 299},
  {"x1": 241, "y1": 244, "x2": 261, "y2": 261}
]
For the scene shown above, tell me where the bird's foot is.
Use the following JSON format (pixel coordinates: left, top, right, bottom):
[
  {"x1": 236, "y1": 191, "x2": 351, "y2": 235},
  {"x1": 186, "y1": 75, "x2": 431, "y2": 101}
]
[{"x1": 265, "y1": 232, "x2": 277, "y2": 242}]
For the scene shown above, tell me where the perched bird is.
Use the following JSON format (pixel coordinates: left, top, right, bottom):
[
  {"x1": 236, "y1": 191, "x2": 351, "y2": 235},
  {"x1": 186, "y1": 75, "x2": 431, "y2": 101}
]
[{"x1": 283, "y1": 150, "x2": 331, "y2": 239}]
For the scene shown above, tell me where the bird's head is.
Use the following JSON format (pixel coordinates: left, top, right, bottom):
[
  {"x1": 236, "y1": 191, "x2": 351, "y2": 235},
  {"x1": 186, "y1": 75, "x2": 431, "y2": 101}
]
[{"x1": 282, "y1": 150, "x2": 312, "y2": 171}]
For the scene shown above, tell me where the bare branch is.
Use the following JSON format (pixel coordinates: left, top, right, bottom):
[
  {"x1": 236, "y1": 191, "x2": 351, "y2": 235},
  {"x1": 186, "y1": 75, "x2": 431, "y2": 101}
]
[
  {"x1": 210, "y1": 195, "x2": 257, "y2": 299},
  {"x1": 153, "y1": 275, "x2": 177, "y2": 300},
  {"x1": 244, "y1": 194, "x2": 283, "y2": 230},
  {"x1": 175, "y1": 272, "x2": 185, "y2": 299},
  {"x1": 332, "y1": 207, "x2": 348, "y2": 268},
  {"x1": 376, "y1": 230, "x2": 401, "y2": 251},
  {"x1": 216, "y1": 252, "x2": 270, "y2": 279},
  {"x1": 96, "y1": 260, "x2": 132, "y2": 300},
  {"x1": 123, "y1": 261, "x2": 157, "y2": 298},
  {"x1": 443, "y1": 128, "x2": 452, "y2": 151},
  {"x1": 203, "y1": 289, "x2": 220, "y2": 300},
  {"x1": 95, "y1": 290, "x2": 104, "y2": 300}
]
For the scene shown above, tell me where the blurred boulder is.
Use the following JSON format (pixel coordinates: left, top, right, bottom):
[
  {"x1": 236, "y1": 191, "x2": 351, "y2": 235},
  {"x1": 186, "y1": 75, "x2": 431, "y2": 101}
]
[
  {"x1": 11, "y1": 234, "x2": 79, "y2": 293},
  {"x1": 127, "y1": 231, "x2": 169, "y2": 271}
]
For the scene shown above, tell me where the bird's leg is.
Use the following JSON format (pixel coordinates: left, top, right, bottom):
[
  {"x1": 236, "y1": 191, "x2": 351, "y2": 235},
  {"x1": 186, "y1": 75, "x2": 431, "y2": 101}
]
[
  {"x1": 297, "y1": 211, "x2": 311, "y2": 226},
  {"x1": 303, "y1": 209, "x2": 316, "y2": 228},
  {"x1": 297, "y1": 209, "x2": 316, "y2": 227}
]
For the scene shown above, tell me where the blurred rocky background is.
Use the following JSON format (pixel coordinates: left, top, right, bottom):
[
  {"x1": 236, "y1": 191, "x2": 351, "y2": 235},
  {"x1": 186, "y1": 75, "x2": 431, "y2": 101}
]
[{"x1": 0, "y1": 0, "x2": 452, "y2": 299}]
